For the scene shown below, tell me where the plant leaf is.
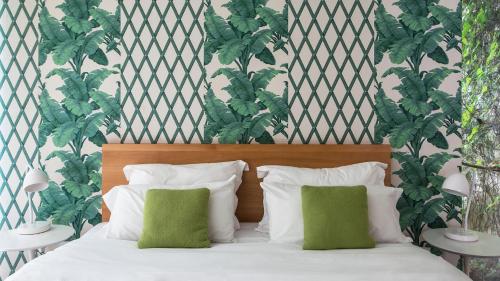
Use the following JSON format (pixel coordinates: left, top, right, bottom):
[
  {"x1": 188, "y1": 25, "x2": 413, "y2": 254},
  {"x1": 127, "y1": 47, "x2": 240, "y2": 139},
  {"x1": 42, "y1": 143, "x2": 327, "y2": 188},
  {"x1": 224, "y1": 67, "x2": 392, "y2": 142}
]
[
  {"x1": 90, "y1": 90, "x2": 120, "y2": 119},
  {"x1": 205, "y1": 6, "x2": 236, "y2": 41},
  {"x1": 90, "y1": 7, "x2": 120, "y2": 37},
  {"x1": 427, "y1": 46, "x2": 449, "y2": 64},
  {"x1": 218, "y1": 122, "x2": 246, "y2": 144},
  {"x1": 256, "y1": 7, "x2": 287, "y2": 36},
  {"x1": 63, "y1": 180, "x2": 92, "y2": 198},
  {"x1": 427, "y1": 131, "x2": 449, "y2": 149},
  {"x1": 89, "y1": 48, "x2": 109, "y2": 65},
  {"x1": 389, "y1": 123, "x2": 418, "y2": 148},
  {"x1": 230, "y1": 98, "x2": 259, "y2": 116},
  {"x1": 429, "y1": 90, "x2": 461, "y2": 120},
  {"x1": 52, "y1": 38, "x2": 85, "y2": 65},
  {"x1": 251, "y1": 68, "x2": 285, "y2": 90},
  {"x1": 255, "y1": 47, "x2": 276, "y2": 65},
  {"x1": 429, "y1": 5, "x2": 461, "y2": 36},
  {"x1": 53, "y1": 121, "x2": 79, "y2": 147},
  {"x1": 375, "y1": 6, "x2": 407, "y2": 40},
  {"x1": 256, "y1": 90, "x2": 288, "y2": 120},
  {"x1": 389, "y1": 35, "x2": 422, "y2": 64}
]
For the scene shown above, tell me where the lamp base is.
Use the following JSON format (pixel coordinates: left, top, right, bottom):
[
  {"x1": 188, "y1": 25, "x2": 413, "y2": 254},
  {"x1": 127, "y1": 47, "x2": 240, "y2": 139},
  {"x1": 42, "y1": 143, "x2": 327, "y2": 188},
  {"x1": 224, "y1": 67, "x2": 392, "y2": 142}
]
[
  {"x1": 15, "y1": 221, "x2": 51, "y2": 235},
  {"x1": 444, "y1": 227, "x2": 479, "y2": 242}
]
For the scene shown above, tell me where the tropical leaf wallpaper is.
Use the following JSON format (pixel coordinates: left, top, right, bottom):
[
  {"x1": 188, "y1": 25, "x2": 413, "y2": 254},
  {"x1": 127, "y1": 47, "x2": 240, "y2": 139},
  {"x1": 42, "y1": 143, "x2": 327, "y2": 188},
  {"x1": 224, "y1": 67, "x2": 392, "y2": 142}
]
[
  {"x1": 204, "y1": 0, "x2": 288, "y2": 144},
  {"x1": 374, "y1": 0, "x2": 462, "y2": 246},
  {"x1": 0, "y1": 0, "x2": 461, "y2": 278},
  {"x1": 36, "y1": 0, "x2": 121, "y2": 240}
]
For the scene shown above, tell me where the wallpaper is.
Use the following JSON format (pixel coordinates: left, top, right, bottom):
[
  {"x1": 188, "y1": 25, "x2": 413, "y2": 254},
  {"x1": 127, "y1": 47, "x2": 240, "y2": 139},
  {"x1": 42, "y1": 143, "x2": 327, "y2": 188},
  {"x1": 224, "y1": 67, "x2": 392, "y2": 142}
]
[
  {"x1": 0, "y1": 0, "x2": 461, "y2": 279},
  {"x1": 0, "y1": 0, "x2": 40, "y2": 277}
]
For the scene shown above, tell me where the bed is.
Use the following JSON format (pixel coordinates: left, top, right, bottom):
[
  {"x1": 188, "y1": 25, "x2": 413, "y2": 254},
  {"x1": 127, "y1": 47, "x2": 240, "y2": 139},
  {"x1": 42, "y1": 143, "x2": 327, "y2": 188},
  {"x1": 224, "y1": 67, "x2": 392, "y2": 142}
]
[{"x1": 7, "y1": 144, "x2": 470, "y2": 281}]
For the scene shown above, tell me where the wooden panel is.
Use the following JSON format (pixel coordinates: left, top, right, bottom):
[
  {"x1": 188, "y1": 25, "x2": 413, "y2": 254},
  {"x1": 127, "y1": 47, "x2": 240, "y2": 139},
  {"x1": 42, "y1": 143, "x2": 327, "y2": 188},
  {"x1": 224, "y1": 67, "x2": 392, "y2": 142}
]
[{"x1": 102, "y1": 144, "x2": 392, "y2": 222}]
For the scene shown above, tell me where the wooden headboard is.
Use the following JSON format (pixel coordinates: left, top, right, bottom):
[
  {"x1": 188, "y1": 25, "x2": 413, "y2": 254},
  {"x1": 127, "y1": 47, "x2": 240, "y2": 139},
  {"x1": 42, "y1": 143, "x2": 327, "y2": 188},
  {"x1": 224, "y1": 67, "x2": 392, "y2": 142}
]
[{"x1": 102, "y1": 144, "x2": 392, "y2": 222}]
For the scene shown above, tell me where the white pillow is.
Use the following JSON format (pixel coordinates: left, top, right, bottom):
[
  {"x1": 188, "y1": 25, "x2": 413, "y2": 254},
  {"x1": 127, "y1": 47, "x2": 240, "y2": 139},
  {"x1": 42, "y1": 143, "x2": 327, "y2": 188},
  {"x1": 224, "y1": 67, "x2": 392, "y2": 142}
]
[
  {"x1": 123, "y1": 160, "x2": 248, "y2": 229},
  {"x1": 261, "y1": 181, "x2": 409, "y2": 244},
  {"x1": 104, "y1": 176, "x2": 237, "y2": 243},
  {"x1": 256, "y1": 162, "x2": 388, "y2": 232}
]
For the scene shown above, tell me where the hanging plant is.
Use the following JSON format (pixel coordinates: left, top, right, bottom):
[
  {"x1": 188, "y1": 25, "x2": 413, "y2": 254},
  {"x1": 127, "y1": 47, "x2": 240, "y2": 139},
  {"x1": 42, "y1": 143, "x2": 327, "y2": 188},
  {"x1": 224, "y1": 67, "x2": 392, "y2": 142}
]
[
  {"x1": 374, "y1": 0, "x2": 462, "y2": 246},
  {"x1": 36, "y1": 0, "x2": 121, "y2": 238},
  {"x1": 203, "y1": 0, "x2": 288, "y2": 144}
]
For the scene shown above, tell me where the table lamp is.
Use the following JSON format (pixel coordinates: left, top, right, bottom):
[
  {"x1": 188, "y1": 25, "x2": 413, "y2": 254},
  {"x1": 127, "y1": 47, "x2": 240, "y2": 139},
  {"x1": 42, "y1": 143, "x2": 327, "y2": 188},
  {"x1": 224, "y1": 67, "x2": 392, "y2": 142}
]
[
  {"x1": 442, "y1": 173, "x2": 478, "y2": 242},
  {"x1": 15, "y1": 169, "x2": 51, "y2": 235}
]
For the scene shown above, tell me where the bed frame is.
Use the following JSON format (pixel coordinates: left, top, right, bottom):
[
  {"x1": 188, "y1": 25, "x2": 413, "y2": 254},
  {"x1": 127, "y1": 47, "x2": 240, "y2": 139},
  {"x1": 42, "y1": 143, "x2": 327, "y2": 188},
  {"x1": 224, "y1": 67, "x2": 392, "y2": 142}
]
[{"x1": 101, "y1": 144, "x2": 392, "y2": 222}]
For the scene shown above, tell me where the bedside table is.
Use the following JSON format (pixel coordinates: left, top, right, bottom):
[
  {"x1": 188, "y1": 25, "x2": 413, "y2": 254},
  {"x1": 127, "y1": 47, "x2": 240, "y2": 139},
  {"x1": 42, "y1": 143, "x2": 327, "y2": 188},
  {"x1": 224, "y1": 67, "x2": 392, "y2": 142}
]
[
  {"x1": 0, "y1": 224, "x2": 74, "y2": 261},
  {"x1": 423, "y1": 228, "x2": 500, "y2": 276}
]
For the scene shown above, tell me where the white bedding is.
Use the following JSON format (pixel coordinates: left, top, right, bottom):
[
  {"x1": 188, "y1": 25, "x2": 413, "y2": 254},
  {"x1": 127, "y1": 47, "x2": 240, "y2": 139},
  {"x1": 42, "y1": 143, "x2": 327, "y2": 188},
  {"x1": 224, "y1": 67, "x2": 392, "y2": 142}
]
[{"x1": 7, "y1": 223, "x2": 470, "y2": 281}]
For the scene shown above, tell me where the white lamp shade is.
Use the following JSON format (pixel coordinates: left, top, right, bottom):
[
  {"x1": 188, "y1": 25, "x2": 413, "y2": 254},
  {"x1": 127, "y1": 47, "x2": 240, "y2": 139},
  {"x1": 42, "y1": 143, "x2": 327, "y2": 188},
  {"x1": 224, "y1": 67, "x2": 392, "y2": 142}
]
[
  {"x1": 23, "y1": 169, "x2": 49, "y2": 193},
  {"x1": 442, "y1": 173, "x2": 470, "y2": 197}
]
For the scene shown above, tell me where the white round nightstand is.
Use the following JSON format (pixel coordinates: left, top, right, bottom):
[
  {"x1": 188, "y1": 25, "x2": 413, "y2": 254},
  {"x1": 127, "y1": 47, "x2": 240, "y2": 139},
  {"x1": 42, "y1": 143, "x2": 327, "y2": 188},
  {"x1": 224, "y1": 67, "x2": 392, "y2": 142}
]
[
  {"x1": 423, "y1": 228, "x2": 500, "y2": 276},
  {"x1": 0, "y1": 224, "x2": 74, "y2": 261}
]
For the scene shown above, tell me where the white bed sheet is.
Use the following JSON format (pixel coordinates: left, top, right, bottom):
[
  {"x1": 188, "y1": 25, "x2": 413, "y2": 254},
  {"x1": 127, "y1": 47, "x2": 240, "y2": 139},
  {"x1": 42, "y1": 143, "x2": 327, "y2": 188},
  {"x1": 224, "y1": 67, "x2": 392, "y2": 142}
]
[{"x1": 7, "y1": 223, "x2": 470, "y2": 281}]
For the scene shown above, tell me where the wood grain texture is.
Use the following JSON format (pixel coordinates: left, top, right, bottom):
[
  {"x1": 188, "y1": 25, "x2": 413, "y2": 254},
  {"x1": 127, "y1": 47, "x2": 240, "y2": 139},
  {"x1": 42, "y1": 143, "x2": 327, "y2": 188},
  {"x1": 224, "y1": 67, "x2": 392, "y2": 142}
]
[{"x1": 102, "y1": 144, "x2": 392, "y2": 222}]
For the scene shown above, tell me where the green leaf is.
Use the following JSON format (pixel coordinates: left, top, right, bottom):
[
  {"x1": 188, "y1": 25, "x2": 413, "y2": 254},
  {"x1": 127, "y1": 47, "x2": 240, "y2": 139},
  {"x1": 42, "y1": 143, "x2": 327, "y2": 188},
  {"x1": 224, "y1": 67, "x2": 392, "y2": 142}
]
[
  {"x1": 89, "y1": 48, "x2": 109, "y2": 65},
  {"x1": 64, "y1": 98, "x2": 92, "y2": 116},
  {"x1": 57, "y1": 0, "x2": 90, "y2": 19},
  {"x1": 219, "y1": 122, "x2": 246, "y2": 144},
  {"x1": 399, "y1": 205, "x2": 419, "y2": 230},
  {"x1": 401, "y1": 97, "x2": 432, "y2": 116},
  {"x1": 230, "y1": 15, "x2": 260, "y2": 33},
  {"x1": 83, "y1": 30, "x2": 105, "y2": 56},
  {"x1": 64, "y1": 16, "x2": 92, "y2": 33},
  {"x1": 256, "y1": 7, "x2": 287, "y2": 36},
  {"x1": 255, "y1": 130, "x2": 275, "y2": 144},
  {"x1": 47, "y1": 69, "x2": 88, "y2": 100},
  {"x1": 218, "y1": 38, "x2": 250, "y2": 65},
  {"x1": 255, "y1": 47, "x2": 276, "y2": 65},
  {"x1": 427, "y1": 131, "x2": 449, "y2": 149},
  {"x1": 85, "y1": 69, "x2": 115, "y2": 91},
  {"x1": 427, "y1": 46, "x2": 449, "y2": 64},
  {"x1": 250, "y1": 29, "x2": 273, "y2": 54},
  {"x1": 251, "y1": 68, "x2": 285, "y2": 90},
  {"x1": 375, "y1": 6, "x2": 407, "y2": 40},
  {"x1": 256, "y1": 90, "x2": 288, "y2": 120},
  {"x1": 52, "y1": 203, "x2": 79, "y2": 225},
  {"x1": 89, "y1": 130, "x2": 107, "y2": 147},
  {"x1": 401, "y1": 14, "x2": 432, "y2": 32},
  {"x1": 403, "y1": 183, "x2": 434, "y2": 201},
  {"x1": 423, "y1": 68, "x2": 455, "y2": 90},
  {"x1": 78, "y1": 113, "x2": 105, "y2": 138},
  {"x1": 85, "y1": 152, "x2": 102, "y2": 172},
  {"x1": 223, "y1": 0, "x2": 256, "y2": 18},
  {"x1": 90, "y1": 90, "x2": 120, "y2": 119},
  {"x1": 395, "y1": 0, "x2": 428, "y2": 16},
  {"x1": 90, "y1": 8, "x2": 121, "y2": 37},
  {"x1": 53, "y1": 121, "x2": 79, "y2": 147},
  {"x1": 47, "y1": 151, "x2": 88, "y2": 183},
  {"x1": 422, "y1": 198, "x2": 445, "y2": 223},
  {"x1": 429, "y1": 5, "x2": 461, "y2": 36},
  {"x1": 374, "y1": 89, "x2": 407, "y2": 125},
  {"x1": 389, "y1": 123, "x2": 418, "y2": 148},
  {"x1": 421, "y1": 28, "x2": 445, "y2": 53},
  {"x1": 393, "y1": 152, "x2": 426, "y2": 185},
  {"x1": 213, "y1": 68, "x2": 254, "y2": 101},
  {"x1": 83, "y1": 195, "x2": 102, "y2": 221},
  {"x1": 424, "y1": 152, "x2": 452, "y2": 175},
  {"x1": 39, "y1": 89, "x2": 71, "y2": 125},
  {"x1": 389, "y1": 35, "x2": 422, "y2": 64},
  {"x1": 420, "y1": 113, "x2": 445, "y2": 138},
  {"x1": 248, "y1": 113, "x2": 272, "y2": 139},
  {"x1": 39, "y1": 7, "x2": 70, "y2": 43},
  {"x1": 63, "y1": 180, "x2": 92, "y2": 198},
  {"x1": 38, "y1": 121, "x2": 55, "y2": 147},
  {"x1": 205, "y1": 6, "x2": 236, "y2": 41},
  {"x1": 204, "y1": 88, "x2": 237, "y2": 125},
  {"x1": 52, "y1": 38, "x2": 85, "y2": 65},
  {"x1": 230, "y1": 98, "x2": 259, "y2": 116},
  {"x1": 429, "y1": 90, "x2": 461, "y2": 120}
]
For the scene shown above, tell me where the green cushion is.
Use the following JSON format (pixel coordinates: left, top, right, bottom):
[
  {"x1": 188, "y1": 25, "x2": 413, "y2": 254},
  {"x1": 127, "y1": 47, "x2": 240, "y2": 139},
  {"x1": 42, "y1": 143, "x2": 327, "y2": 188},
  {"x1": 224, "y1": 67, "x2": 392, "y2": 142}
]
[
  {"x1": 138, "y1": 188, "x2": 210, "y2": 249},
  {"x1": 301, "y1": 185, "x2": 375, "y2": 250}
]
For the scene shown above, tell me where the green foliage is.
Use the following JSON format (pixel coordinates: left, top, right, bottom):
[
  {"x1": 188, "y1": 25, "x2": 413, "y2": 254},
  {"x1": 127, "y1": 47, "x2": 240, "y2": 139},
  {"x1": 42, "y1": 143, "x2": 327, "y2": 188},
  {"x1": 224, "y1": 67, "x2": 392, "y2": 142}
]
[
  {"x1": 37, "y1": 0, "x2": 120, "y2": 239},
  {"x1": 374, "y1": 0, "x2": 462, "y2": 246},
  {"x1": 203, "y1": 0, "x2": 288, "y2": 144}
]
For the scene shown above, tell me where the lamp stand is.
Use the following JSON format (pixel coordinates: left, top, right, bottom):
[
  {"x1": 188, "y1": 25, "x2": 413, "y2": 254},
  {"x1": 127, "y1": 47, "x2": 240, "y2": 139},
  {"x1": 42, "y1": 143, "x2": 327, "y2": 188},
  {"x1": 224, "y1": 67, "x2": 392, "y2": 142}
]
[
  {"x1": 15, "y1": 192, "x2": 51, "y2": 235},
  {"x1": 444, "y1": 195, "x2": 479, "y2": 242}
]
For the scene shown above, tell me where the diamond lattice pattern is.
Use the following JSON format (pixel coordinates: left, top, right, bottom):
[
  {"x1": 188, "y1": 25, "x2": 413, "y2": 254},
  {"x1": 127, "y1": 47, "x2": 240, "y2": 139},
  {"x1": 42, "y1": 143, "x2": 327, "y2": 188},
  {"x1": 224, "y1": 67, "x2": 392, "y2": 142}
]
[
  {"x1": 120, "y1": 0, "x2": 205, "y2": 143},
  {"x1": 288, "y1": 0, "x2": 377, "y2": 144},
  {"x1": 0, "y1": 1, "x2": 40, "y2": 279}
]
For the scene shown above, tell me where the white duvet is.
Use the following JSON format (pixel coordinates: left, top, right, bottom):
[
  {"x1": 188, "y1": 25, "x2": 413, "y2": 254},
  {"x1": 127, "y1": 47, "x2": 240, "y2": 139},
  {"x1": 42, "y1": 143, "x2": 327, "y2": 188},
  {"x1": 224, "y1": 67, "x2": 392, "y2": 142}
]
[{"x1": 7, "y1": 224, "x2": 470, "y2": 281}]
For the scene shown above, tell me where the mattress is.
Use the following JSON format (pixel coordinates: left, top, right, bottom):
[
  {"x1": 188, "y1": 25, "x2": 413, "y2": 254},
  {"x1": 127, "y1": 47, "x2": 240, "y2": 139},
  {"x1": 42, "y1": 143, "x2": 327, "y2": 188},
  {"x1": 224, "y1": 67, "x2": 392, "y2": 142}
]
[{"x1": 7, "y1": 223, "x2": 470, "y2": 281}]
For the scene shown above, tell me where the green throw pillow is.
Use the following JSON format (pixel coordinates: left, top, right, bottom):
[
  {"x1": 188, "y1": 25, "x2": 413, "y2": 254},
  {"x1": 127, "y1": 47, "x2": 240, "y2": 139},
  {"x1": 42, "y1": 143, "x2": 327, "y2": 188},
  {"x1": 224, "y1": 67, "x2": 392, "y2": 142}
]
[
  {"x1": 138, "y1": 188, "x2": 210, "y2": 249},
  {"x1": 301, "y1": 185, "x2": 375, "y2": 250}
]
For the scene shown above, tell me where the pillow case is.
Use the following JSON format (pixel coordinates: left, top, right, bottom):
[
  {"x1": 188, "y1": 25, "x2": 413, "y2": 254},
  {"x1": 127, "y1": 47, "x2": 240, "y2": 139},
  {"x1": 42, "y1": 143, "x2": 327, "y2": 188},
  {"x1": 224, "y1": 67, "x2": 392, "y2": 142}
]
[
  {"x1": 260, "y1": 181, "x2": 408, "y2": 243},
  {"x1": 256, "y1": 162, "x2": 388, "y2": 232},
  {"x1": 124, "y1": 160, "x2": 248, "y2": 229},
  {"x1": 124, "y1": 160, "x2": 248, "y2": 188},
  {"x1": 138, "y1": 188, "x2": 210, "y2": 249},
  {"x1": 302, "y1": 185, "x2": 375, "y2": 250},
  {"x1": 104, "y1": 176, "x2": 236, "y2": 243}
]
